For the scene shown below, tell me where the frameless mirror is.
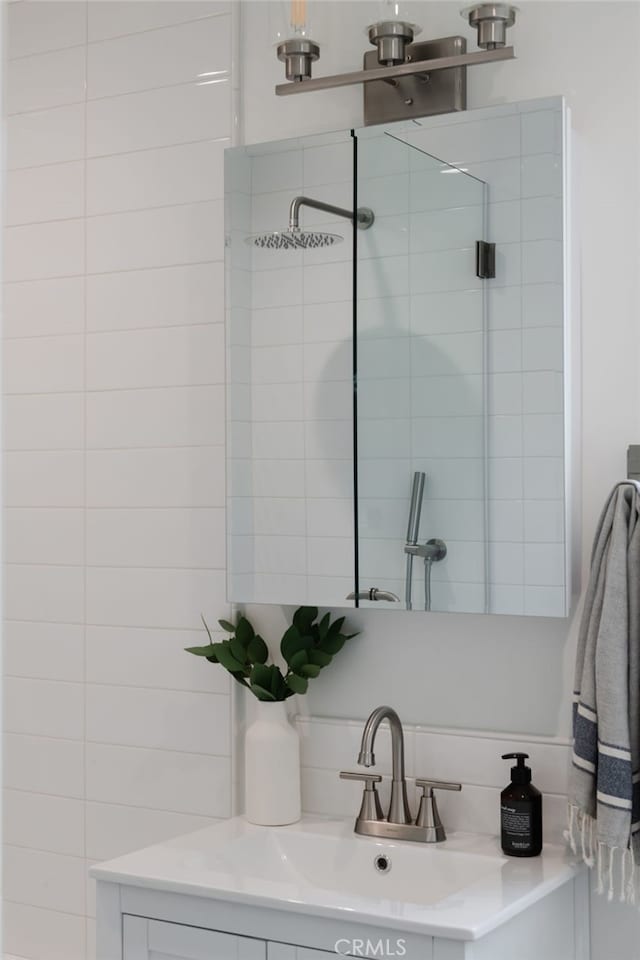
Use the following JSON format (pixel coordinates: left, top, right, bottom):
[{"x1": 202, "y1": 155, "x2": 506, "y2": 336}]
[{"x1": 226, "y1": 96, "x2": 572, "y2": 617}]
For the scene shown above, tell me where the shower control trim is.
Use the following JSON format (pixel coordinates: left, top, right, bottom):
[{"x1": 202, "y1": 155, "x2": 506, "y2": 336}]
[{"x1": 405, "y1": 539, "x2": 447, "y2": 562}]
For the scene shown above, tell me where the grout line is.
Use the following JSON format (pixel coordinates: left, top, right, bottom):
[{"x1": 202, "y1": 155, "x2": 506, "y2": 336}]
[
  {"x1": 3, "y1": 672, "x2": 230, "y2": 696},
  {"x1": 299, "y1": 765, "x2": 570, "y2": 796},
  {"x1": 1, "y1": 788, "x2": 225, "y2": 821},
  {"x1": 6, "y1": 194, "x2": 224, "y2": 229},
  {"x1": 2, "y1": 898, "x2": 89, "y2": 920},
  {"x1": 6, "y1": 257, "x2": 224, "y2": 284},
  {"x1": 80, "y1": 0, "x2": 90, "y2": 917},
  {"x1": 6, "y1": 320, "x2": 225, "y2": 342},
  {"x1": 6, "y1": 505, "x2": 226, "y2": 511},
  {"x1": 5, "y1": 561, "x2": 227, "y2": 570},
  {"x1": 3, "y1": 677, "x2": 232, "y2": 698},
  {"x1": 296, "y1": 714, "x2": 573, "y2": 747},
  {"x1": 7, "y1": 10, "x2": 231, "y2": 63},
  {"x1": 4, "y1": 257, "x2": 223, "y2": 284},
  {"x1": 8, "y1": 134, "x2": 230, "y2": 173},
  {"x1": 4, "y1": 382, "x2": 227, "y2": 397}
]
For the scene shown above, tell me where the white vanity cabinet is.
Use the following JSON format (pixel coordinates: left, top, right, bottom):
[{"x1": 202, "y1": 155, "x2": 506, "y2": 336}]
[{"x1": 94, "y1": 819, "x2": 589, "y2": 960}]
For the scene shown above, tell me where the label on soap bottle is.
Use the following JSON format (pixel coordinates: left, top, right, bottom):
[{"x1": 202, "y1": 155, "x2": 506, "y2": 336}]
[{"x1": 501, "y1": 801, "x2": 534, "y2": 851}]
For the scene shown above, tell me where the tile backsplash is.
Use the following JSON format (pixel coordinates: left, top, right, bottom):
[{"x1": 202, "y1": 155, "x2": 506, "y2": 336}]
[{"x1": 296, "y1": 715, "x2": 571, "y2": 845}]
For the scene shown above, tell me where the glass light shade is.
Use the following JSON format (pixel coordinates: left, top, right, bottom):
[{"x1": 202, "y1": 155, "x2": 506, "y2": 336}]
[
  {"x1": 367, "y1": 0, "x2": 422, "y2": 33},
  {"x1": 271, "y1": 0, "x2": 321, "y2": 44}
]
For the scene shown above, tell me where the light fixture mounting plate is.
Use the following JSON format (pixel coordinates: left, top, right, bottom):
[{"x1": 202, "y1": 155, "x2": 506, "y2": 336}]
[{"x1": 363, "y1": 35, "x2": 467, "y2": 125}]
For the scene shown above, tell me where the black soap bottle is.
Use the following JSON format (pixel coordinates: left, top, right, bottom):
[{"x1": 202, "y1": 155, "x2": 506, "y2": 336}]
[{"x1": 500, "y1": 753, "x2": 542, "y2": 857}]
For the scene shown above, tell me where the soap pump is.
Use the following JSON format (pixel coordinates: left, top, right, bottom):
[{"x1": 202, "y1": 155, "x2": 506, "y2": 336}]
[{"x1": 500, "y1": 752, "x2": 542, "y2": 857}]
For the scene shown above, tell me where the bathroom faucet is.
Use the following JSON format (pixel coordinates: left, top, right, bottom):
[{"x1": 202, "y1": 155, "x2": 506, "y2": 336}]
[
  {"x1": 357, "y1": 706, "x2": 412, "y2": 824},
  {"x1": 340, "y1": 706, "x2": 462, "y2": 843}
]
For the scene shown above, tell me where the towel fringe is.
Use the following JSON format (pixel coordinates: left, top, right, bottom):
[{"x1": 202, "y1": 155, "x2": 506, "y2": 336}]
[
  {"x1": 568, "y1": 803, "x2": 639, "y2": 905},
  {"x1": 608, "y1": 845, "x2": 616, "y2": 901}
]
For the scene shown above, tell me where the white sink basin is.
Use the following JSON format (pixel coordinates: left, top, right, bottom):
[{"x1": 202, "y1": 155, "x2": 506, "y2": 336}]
[
  {"x1": 214, "y1": 822, "x2": 503, "y2": 906},
  {"x1": 91, "y1": 815, "x2": 580, "y2": 940}
]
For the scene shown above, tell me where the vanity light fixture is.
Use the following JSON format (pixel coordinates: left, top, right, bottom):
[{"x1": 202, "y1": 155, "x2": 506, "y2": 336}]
[
  {"x1": 274, "y1": 0, "x2": 518, "y2": 124},
  {"x1": 367, "y1": 1, "x2": 422, "y2": 67},
  {"x1": 274, "y1": 0, "x2": 320, "y2": 82},
  {"x1": 463, "y1": 3, "x2": 517, "y2": 49}
]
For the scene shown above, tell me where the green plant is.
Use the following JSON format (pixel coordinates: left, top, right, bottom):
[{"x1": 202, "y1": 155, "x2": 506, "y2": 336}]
[{"x1": 185, "y1": 606, "x2": 357, "y2": 701}]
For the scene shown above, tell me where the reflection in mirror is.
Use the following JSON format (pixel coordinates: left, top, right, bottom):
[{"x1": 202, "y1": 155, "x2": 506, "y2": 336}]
[
  {"x1": 225, "y1": 97, "x2": 570, "y2": 617},
  {"x1": 354, "y1": 129, "x2": 486, "y2": 613}
]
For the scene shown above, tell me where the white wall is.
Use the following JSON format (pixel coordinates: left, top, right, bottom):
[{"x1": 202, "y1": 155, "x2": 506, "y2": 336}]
[
  {"x1": 2, "y1": 3, "x2": 234, "y2": 958},
  {"x1": 240, "y1": 2, "x2": 640, "y2": 957}
]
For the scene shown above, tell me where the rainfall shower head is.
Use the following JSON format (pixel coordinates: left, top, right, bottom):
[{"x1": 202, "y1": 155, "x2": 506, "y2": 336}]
[
  {"x1": 245, "y1": 194, "x2": 374, "y2": 250},
  {"x1": 248, "y1": 228, "x2": 343, "y2": 250}
]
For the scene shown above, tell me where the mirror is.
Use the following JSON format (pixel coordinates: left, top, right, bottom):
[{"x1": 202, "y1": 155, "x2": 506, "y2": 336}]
[{"x1": 226, "y1": 96, "x2": 571, "y2": 617}]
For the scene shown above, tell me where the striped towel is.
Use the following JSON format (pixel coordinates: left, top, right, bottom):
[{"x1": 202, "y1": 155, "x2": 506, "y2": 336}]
[{"x1": 569, "y1": 481, "x2": 640, "y2": 902}]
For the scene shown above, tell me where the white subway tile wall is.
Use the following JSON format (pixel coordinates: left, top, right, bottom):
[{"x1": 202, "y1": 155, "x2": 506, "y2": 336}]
[
  {"x1": 2, "y1": 3, "x2": 233, "y2": 959},
  {"x1": 296, "y1": 715, "x2": 571, "y2": 845}
]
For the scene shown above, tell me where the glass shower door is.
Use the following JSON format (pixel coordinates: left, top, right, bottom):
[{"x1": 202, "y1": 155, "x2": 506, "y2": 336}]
[{"x1": 354, "y1": 126, "x2": 488, "y2": 613}]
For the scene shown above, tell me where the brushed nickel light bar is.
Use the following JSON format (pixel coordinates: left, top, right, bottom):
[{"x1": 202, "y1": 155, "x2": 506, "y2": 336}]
[
  {"x1": 275, "y1": 45, "x2": 515, "y2": 97},
  {"x1": 274, "y1": 2, "x2": 517, "y2": 123}
]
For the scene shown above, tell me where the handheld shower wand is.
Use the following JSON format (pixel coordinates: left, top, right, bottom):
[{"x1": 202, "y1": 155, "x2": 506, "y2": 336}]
[
  {"x1": 406, "y1": 471, "x2": 425, "y2": 548},
  {"x1": 403, "y1": 471, "x2": 447, "y2": 611},
  {"x1": 404, "y1": 472, "x2": 425, "y2": 610}
]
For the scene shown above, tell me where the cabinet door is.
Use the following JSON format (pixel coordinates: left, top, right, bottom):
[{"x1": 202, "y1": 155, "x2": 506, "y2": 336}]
[
  {"x1": 123, "y1": 916, "x2": 266, "y2": 960},
  {"x1": 268, "y1": 944, "x2": 341, "y2": 960}
]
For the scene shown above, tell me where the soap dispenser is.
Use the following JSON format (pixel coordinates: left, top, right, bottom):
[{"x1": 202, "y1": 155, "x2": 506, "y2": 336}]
[{"x1": 500, "y1": 753, "x2": 542, "y2": 857}]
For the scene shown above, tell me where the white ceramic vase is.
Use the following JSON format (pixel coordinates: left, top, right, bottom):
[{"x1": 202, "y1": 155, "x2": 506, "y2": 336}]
[{"x1": 244, "y1": 700, "x2": 301, "y2": 826}]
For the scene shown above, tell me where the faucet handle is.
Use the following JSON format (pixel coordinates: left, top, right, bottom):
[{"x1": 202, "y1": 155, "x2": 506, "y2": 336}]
[
  {"x1": 415, "y1": 778, "x2": 462, "y2": 795},
  {"x1": 339, "y1": 771, "x2": 384, "y2": 822},
  {"x1": 414, "y1": 779, "x2": 461, "y2": 841},
  {"x1": 340, "y1": 771, "x2": 382, "y2": 783}
]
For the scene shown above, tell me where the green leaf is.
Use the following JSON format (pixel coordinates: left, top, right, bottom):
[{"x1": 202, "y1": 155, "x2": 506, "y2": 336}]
[
  {"x1": 288, "y1": 649, "x2": 309, "y2": 672},
  {"x1": 327, "y1": 616, "x2": 346, "y2": 638},
  {"x1": 213, "y1": 641, "x2": 246, "y2": 674},
  {"x1": 229, "y1": 634, "x2": 249, "y2": 664},
  {"x1": 218, "y1": 619, "x2": 236, "y2": 633},
  {"x1": 293, "y1": 606, "x2": 318, "y2": 633},
  {"x1": 184, "y1": 644, "x2": 218, "y2": 658},
  {"x1": 250, "y1": 663, "x2": 273, "y2": 690},
  {"x1": 250, "y1": 683, "x2": 277, "y2": 701},
  {"x1": 280, "y1": 624, "x2": 305, "y2": 661},
  {"x1": 317, "y1": 611, "x2": 331, "y2": 640},
  {"x1": 309, "y1": 649, "x2": 332, "y2": 667},
  {"x1": 270, "y1": 665, "x2": 286, "y2": 698},
  {"x1": 321, "y1": 634, "x2": 346, "y2": 655},
  {"x1": 299, "y1": 662, "x2": 321, "y2": 679},
  {"x1": 247, "y1": 634, "x2": 269, "y2": 664},
  {"x1": 235, "y1": 616, "x2": 255, "y2": 646},
  {"x1": 286, "y1": 673, "x2": 309, "y2": 695}
]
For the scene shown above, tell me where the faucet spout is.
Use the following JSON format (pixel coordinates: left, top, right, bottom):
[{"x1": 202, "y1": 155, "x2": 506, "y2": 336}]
[{"x1": 357, "y1": 705, "x2": 412, "y2": 824}]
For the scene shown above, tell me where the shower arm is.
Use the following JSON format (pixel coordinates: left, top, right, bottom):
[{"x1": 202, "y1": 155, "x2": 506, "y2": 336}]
[{"x1": 289, "y1": 196, "x2": 374, "y2": 232}]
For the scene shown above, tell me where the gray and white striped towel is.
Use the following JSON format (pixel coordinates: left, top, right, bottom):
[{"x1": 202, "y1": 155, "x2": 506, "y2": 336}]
[{"x1": 569, "y1": 480, "x2": 640, "y2": 902}]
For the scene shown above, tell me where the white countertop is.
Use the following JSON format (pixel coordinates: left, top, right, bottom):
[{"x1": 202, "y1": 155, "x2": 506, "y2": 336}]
[{"x1": 90, "y1": 815, "x2": 581, "y2": 941}]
